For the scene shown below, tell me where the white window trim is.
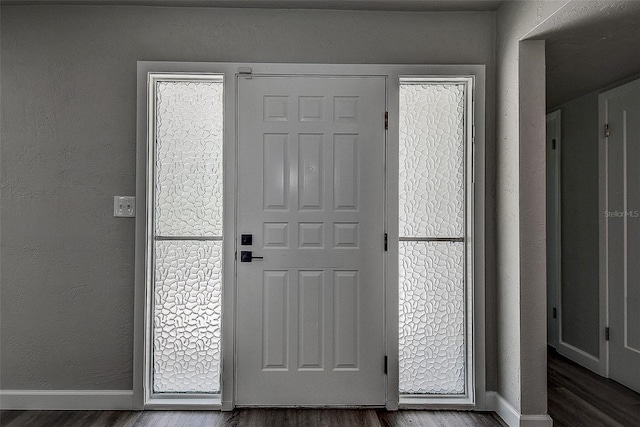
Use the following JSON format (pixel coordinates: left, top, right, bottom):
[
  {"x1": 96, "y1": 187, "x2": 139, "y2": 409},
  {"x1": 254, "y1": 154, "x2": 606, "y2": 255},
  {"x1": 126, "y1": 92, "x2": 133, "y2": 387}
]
[
  {"x1": 397, "y1": 76, "x2": 475, "y2": 407},
  {"x1": 142, "y1": 73, "x2": 225, "y2": 408},
  {"x1": 134, "y1": 62, "x2": 486, "y2": 411}
]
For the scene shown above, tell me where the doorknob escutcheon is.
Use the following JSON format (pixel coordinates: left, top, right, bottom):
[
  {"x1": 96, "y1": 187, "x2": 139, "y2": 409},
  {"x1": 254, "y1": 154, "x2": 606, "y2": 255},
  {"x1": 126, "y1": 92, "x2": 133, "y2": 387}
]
[{"x1": 240, "y1": 250, "x2": 263, "y2": 262}]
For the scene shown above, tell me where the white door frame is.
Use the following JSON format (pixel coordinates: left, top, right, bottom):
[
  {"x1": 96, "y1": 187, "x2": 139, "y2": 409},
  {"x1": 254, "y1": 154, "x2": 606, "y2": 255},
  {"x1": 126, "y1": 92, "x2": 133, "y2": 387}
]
[
  {"x1": 598, "y1": 77, "x2": 640, "y2": 381},
  {"x1": 546, "y1": 110, "x2": 561, "y2": 351},
  {"x1": 134, "y1": 62, "x2": 486, "y2": 411},
  {"x1": 547, "y1": 110, "x2": 602, "y2": 372}
]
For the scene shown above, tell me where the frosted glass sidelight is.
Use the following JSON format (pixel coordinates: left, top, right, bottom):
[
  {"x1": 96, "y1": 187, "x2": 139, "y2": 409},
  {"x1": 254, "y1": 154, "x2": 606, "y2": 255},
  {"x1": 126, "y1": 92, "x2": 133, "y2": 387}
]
[
  {"x1": 155, "y1": 81, "x2": 224, "y2": 236},
  {"x1": 399, "y1": 84, "x2": 465, "y2": 238},
  {"x1": 153, "y1": 240, "x2": 222, "y2": 393},
  {"x1": 399, "y1": 241, "x2": 465, "y2": 394}
]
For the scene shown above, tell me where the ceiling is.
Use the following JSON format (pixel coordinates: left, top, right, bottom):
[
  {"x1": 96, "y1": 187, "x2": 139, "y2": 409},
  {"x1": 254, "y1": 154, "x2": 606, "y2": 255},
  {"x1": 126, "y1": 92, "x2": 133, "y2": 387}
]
[
  {"x1": 1, "y1": 0, "x2": 505, "y2": 11},
  {"x1": 4, "y1": 0, "x2": 639, "y2": 107},
  {"x1": 543, "y1": 1, "x2": 640, "y2": 108}
]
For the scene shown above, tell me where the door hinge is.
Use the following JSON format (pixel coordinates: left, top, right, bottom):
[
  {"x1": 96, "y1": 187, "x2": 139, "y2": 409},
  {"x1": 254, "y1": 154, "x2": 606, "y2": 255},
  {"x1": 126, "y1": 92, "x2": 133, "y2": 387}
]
[
  {"x1": 604, "y1": 123, "x2": 610, "y2": 138},
  {"x1": 384, "y1": 355, "x2": 388, "y2": 375},
  {"x1": 552, "y1": 307, "x2": 557, "y2": 319},
  {"x1": 605, "y1": 327, "x2": 610, "y2": 341},
  {"x1": 384, "y1": 233, "x2": 388, "y2": 251},
  {"x1": 238, "y1": 67, "x2": 252, "y2": 79},
  {"x1": 552, "y1": 139, "x2": 557, "y2": 150},
  {"x1": 385, "y1": 111, "x2": 388, "y2": 130}
]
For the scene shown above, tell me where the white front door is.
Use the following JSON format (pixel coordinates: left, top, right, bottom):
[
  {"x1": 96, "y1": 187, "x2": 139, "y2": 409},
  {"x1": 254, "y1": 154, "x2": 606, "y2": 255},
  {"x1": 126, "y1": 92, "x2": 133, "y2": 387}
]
[
  {"x1": 236, "y1": 75, "x2": 387, "y2": 405},
  {"x1": 602, "y1": 78, "x2": 640, "y2": 393}
]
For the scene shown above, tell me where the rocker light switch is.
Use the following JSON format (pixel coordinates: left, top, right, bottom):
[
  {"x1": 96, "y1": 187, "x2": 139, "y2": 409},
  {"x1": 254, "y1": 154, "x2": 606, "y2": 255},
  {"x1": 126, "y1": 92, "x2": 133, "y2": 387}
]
[{"x1": 114, "y1": 196, "x2": 135, "y2": 217}]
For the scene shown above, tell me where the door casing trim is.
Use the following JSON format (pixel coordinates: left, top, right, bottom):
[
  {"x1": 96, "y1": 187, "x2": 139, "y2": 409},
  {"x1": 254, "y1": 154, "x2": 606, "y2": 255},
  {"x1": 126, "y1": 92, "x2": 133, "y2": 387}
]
[
  {"x1": 134, "y1": 62, "x2": 487, "y2": 411},
  {"x1": 546, "y1": 110, "x2": 561, "y2": 353}
]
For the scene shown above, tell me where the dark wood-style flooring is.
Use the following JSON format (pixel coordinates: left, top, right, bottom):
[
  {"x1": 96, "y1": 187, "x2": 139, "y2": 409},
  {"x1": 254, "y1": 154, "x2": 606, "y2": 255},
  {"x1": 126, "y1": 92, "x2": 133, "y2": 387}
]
[
  {"x1": 0, "y1": 408, "x2": 504, "y2": 427},
  {"x1": 548, "y1": 347, "x2": 640, "y2": 426},
  {"x1": 2, "y1": 349, "x2": 639, "y2": 426}
]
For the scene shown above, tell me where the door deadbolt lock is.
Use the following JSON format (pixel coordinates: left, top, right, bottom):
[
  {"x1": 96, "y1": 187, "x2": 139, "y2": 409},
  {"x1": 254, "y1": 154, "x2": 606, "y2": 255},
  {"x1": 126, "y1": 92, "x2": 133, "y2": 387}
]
[
  {"x1": 241, "y1": 234, "x2": 253, "y2": 245},
  {"x1": 240, "y1": 250, "x2": 263, "y2": 262}
]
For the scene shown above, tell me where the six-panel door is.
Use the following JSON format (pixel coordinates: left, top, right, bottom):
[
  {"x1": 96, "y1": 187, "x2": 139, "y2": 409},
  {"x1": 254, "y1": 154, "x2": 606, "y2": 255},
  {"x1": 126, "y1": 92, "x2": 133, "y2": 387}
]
[{"x1": 236, "y1": 76, "x2": 387, "y2": 405}]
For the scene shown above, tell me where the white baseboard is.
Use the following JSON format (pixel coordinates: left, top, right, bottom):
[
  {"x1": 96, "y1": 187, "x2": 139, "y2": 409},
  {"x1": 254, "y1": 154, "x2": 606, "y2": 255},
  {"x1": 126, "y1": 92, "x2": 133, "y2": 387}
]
[
  {"x1": 1, "y1": 388, "x2": 552, "y2": 425},
  {"x1": 385, "y1": 400, "x2": 399, "y2": 411},
  {"x1": 520, "y1": 414, "x2": 555, "y2": 427},
  {"x1": 0, "y1": 390, "x2": 134, "y2": 410},
  {"x1": 557, "y1": 341, "x2": 601, "y2": 375},
  {"x1": 486, "y1": 392, "x2": 520, "y2": 426},
  {"x1": 486, "y1": 392, "x2": 553, "y2": 427}
]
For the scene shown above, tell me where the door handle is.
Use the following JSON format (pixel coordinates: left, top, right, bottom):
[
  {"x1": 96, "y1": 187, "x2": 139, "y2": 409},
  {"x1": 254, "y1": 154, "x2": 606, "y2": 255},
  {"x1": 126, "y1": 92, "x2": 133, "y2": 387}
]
[{"x1": 240, "y1": 250, "x2": 263, "y2": 262}]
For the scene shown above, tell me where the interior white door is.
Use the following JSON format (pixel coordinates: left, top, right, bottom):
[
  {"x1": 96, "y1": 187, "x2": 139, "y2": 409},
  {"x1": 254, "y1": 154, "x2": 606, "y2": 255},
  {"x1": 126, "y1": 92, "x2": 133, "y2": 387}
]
[
  {"x1": 236, "y1": 75, "x2": 387, "y2": 406},
  {"x1": 603, "y1": 78, "x2": 640, "y2": 392}
]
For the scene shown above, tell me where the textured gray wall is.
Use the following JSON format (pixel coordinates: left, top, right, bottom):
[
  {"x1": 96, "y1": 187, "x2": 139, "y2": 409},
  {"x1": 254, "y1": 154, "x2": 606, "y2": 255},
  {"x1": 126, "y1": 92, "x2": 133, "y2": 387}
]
[
  {"x1": 495, "y1": 0, "x2": 565, "y2": 415},
  {"x1": 1, "y1": 5, "x2": 496, "y2": 390},
  {"x1": 557, "y1": 92, "x2": 600, "y2": 358}
]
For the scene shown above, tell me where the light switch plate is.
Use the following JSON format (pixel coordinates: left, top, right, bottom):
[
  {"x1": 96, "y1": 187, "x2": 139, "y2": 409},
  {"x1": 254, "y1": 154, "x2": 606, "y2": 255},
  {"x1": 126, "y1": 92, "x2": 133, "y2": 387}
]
[{"x1": 114, "y1": 196, "x2": 136, "y2": 217}]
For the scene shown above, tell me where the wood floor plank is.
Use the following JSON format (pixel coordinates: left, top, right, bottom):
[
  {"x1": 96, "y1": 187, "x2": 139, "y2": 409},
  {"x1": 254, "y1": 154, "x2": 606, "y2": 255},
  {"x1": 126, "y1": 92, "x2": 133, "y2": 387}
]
[
  {"x1": 0, "y1": 410, "x2": 33, "y2": 427},
  {"x1": 2, "y1": 410, "x2": 68, "y2": 427},
  {"x1": 378, "y1": 410, "x2": 506, "y2": 427},
  {"x1": 548, "y1": 386, "x2": 625, "y2": 427},
  {"x1": 549, "y1": 355, "x2": 640, "y2": 405},
  {"x1": 133, "y1": 410, "x2": 229, "y2": 427},
  {"x1": 225, "y1": 408, "x2": 381, "y2": 427},
  {"x1": 548, "y1": 348, "x2": 640, "y2": 426},
  {"x1": 95, "y1": 410, "x2": 142, "y2": 427},
  {"x1": 59, "y1": 410, "x2": 125, "y2": 427},
  {"x1": 0, "y1": 410, "x2": 138, "y2": 427},
  {"x1": 0, "y1": 411, "x2": 22, "y2": 426}
]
